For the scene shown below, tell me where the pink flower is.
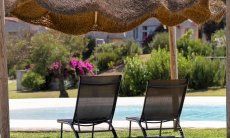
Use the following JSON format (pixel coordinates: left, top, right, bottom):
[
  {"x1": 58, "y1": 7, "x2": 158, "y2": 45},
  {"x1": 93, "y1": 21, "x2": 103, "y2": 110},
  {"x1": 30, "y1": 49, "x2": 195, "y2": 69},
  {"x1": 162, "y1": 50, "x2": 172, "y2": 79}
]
[
  {"x1": 69, "y1": 58, "x2": 94, "y2": 75},
  {"x1": 50, "y1": 61, "x2": 62, "y2": 71},
  {"x1": 70, "y1": 58, "x2": 79, "y2": 68}
]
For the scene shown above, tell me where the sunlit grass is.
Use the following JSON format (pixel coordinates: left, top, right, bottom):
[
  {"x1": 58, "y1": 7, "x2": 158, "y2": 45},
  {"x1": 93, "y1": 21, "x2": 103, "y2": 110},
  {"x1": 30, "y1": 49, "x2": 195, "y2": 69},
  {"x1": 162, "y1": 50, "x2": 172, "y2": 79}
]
[
  {"x1": 10, "y1": 129, "x2": 226, "y2": 138},
  {"x1": 8, "y1": 81, "x2": 77, "y2": 99},
  {"x1": 8, "y1": 81, "x2": 226, "y2": 99}
]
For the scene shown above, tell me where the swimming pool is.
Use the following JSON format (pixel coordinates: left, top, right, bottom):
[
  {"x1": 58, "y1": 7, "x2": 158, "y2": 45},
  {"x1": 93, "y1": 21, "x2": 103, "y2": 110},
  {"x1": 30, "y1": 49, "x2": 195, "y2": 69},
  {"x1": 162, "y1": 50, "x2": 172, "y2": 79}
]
[{"x1": 10, "y1": 104, "x2": 226, "y2": 121}]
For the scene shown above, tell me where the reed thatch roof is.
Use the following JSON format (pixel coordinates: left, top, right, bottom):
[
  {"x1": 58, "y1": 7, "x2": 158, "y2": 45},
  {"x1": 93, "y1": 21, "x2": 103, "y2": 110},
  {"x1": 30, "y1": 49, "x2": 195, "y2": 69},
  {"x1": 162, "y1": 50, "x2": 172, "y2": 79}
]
[{"x1": 5, "y1": 0, "x2": 226, "y2": 35}]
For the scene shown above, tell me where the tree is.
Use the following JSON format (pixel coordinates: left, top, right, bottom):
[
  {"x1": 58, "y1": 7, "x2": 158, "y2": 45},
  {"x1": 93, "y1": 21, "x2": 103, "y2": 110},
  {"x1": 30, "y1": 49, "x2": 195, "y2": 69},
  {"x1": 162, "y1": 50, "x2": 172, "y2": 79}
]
[
  {"x1": 6, "y1": 35, "x2": 31, "y2": 70},
  {"x1": 30, "y1": 32, "x2": 70, "y2": 97}
]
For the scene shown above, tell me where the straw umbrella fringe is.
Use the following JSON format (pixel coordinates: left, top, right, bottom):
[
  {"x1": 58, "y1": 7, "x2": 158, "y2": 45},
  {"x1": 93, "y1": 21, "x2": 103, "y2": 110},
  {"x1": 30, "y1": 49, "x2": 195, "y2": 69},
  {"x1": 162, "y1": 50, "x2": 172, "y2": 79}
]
[{"x1": 5, "y1": 0, "x2": 226, "y2": 35}]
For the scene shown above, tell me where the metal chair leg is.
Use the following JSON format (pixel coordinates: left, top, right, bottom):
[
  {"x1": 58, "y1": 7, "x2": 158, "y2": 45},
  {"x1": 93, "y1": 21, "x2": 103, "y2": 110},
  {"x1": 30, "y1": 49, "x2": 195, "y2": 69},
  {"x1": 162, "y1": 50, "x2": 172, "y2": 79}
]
[
  {"x1": 70, "y1": 125, "x2": 80, "y2": 138},
  {"x1": 138, "y1": 122, "x2": 147, "y2": 138},
  {"x1": 128, "y1": 121, "x2": 131, "y2": 138},
  {"x1": 60, "y1": 123, "x2": 63, "y2": 138},
  {"x1": 108, "y1": 122, "x2": 118, "y2": 138},
  {"x1": 159, "y1": 121, "x2": 162, "y2": 136},
  {"x1": 92, "y1": 124, "x2": 95, "y2": 138},
  {"x1": 177, "y1": 123, "x2": 184, "y2": 138}
]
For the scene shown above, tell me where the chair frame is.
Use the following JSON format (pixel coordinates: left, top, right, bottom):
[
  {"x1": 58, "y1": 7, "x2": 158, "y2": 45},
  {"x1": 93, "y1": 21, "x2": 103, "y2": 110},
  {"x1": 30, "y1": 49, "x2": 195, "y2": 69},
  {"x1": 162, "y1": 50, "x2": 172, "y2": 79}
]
[
  {"x1": 58, "y1": 75, "x2": 122, "y2": 138},
  {"x1": 127, "y1": 80, "x2": 188, "y2": 138}
]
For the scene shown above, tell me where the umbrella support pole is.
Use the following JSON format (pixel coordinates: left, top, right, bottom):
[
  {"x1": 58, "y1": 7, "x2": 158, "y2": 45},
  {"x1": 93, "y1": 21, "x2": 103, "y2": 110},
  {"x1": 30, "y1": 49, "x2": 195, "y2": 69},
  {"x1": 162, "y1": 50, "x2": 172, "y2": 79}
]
[
  {"x1": 169, "y1": 26, "x2": 178, "y2": 131},
  {"x1": 0, "y1": 0, "x2": 10, "y2": 137},
  {"x1": 226, "y1": 0, "x2": 230, "y2": 137},
  {"x1": 168, "y1": 26, "x2": 178, "y2": 79}
]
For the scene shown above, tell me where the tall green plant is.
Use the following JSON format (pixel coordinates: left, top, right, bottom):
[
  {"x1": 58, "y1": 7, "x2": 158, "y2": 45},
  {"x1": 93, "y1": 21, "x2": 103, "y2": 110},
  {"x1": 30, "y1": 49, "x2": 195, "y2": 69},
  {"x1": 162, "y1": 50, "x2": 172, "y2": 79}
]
[
  {"x1": 121, "y1": 56, "x2": 148, "y2": 96},
  {"x1": 146, "y1": 49, "x2": 191, "y2": 80},
  {"x1": 177, "y1": 30, "x2": 213, "y2": 58},
  {"x1": 189, "y1": 56, "x2": 215, "y2": 89},
  {"x1": 149, "y1": 32, "x2": 169, "y2": 50},
  {"x1": 146, "y1": 49, "x2": 170, "y2": 80}
]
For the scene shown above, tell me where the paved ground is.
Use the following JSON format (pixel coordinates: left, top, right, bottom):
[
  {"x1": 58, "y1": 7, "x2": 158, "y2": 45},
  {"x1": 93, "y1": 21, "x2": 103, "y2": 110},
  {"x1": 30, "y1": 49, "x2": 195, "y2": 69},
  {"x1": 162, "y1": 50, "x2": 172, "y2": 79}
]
[{"x1": 9, "y1": 97, "x2": 226, "y2": 131}]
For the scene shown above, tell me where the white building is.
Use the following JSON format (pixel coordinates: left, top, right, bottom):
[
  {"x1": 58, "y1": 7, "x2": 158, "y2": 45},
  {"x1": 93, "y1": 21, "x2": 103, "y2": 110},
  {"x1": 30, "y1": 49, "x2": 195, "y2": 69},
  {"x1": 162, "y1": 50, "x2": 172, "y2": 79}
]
[
  {"x1": 87, "y1": 18, "x2": 162, "y2": 43},
  {"x1": 5, "y1": 17, "x2": 46, "y2": 37},
  {"x1": 176, "y1": 20, "x2": 199, "y2": 40}
]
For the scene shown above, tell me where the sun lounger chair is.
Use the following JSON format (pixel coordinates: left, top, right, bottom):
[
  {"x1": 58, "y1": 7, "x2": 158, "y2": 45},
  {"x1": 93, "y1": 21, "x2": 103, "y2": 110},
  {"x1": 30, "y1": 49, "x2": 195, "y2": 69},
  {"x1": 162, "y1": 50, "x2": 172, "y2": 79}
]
[
  {"x1": 126, "y1": 79, "x2": 188, "y2": 138},
  {"x1": 57, "y1": 75, "x2": 122, "y2": 138}
]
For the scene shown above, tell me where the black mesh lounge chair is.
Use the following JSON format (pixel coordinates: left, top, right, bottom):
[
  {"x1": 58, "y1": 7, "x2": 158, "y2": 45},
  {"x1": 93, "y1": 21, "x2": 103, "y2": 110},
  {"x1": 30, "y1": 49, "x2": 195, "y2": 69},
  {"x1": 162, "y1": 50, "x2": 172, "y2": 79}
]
[
  {"x1": 126, "y1": 79, "x2": 188, "y2": 138},
  {"x1": 57, "y1": 75, "x2": 122, "y2": 138}
]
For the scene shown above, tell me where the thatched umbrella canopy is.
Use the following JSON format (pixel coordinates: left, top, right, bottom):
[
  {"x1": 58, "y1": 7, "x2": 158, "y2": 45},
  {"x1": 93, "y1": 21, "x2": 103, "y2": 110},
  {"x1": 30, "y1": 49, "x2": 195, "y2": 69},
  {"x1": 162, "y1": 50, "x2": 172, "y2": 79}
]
[
  {"x1": 0, "y1": 0, "x2": 227, "y2": 138},
  {"x1": 5, "y1": 0, "x2": 226, "y2": 35}
]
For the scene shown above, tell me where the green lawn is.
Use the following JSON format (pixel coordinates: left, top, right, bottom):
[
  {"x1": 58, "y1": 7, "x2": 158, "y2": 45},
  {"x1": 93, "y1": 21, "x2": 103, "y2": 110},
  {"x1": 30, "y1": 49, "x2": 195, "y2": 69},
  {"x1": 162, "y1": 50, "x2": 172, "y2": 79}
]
[
  {"x1": 8, "y1": 81, "x2": 226, "y2": 99},
  {"x1": 8, "y1": 82, "x2": 77, "y2": 99},
  {"x1": 187, "y1": 87, "x2": 226, "y2": 96},
  {"x1": 10, "y1": 129, "x2": 226, "y2": 138}
]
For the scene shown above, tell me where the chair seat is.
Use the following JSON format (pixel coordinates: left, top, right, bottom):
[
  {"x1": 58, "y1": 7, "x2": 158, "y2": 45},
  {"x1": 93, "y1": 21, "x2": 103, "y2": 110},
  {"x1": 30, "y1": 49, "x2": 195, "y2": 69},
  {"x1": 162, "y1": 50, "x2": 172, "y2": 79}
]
[{"x1": 57, "y1": 119, "x2": 73, "y2": 124}]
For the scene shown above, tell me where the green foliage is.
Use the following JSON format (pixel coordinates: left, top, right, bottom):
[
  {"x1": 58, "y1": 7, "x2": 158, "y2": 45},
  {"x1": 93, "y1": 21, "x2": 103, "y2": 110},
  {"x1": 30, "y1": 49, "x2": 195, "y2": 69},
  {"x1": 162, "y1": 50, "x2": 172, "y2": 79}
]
[
  {"x1": 22, "y1": 71, "x2": 45, "y2": 90},
  {"x1": 59, "y1": 33, "x2": 89, "y2": 58},
  {"x1": 121, "y1": 56, "x2": 148, "y2": 96},
  {"x1": 121, "y1": 49, "x2": 192, "y2": 96},
  {"x1": 146, "y1": 49, "x2": 170, "y2": 80},
  {"x1": 189, "y1": 57, "x2": 215, "y2": 90},
  {"x1": 96, "y1": 52, "x2": 119, "y2": 71},
  {"x1": 149, "y1": 32, "x2": 169, "y2": 50},
  {"x1": 212, "y1": 59, "x2": 226, "y2": 87},
  {"x1": 121, "y1": 40, "x2": 143, "y2": 56},
  {"x1": 95, "y1": 40, "x2": 142, "y2": 71},
  {"x1": 211, "y1": 29, "x2": 226, "y2": 56},
  {"x1": 6, "y1": 35, "x2": 31, "y2": 70},
  {"x1": 30, "y1": 32, "x2": 69, "y2": 76},
  {"x1": 177, "y1": 30, "x2": 213, "y2": 58},
  {"x1": 82, "y1": 38, "x2": 96, "y2": 60},
  {"x1": 9, "y1": 68, "x2": 16, "y2": 79},
  {"x1": 146, "y1": 49, "x2": 191, "y2": 80},
  {"x1": 121, "y1": 48, "x2": 225, "y2": 95}
]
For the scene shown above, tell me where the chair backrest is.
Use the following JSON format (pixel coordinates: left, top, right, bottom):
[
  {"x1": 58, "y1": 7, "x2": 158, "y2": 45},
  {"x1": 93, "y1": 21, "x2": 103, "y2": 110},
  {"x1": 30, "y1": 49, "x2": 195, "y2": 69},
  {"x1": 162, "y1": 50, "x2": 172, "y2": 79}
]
[
  {"x1": 141, "y1": 79, "x2": 188, "y2": 121},
  {"x1": 73, "y1": 75, "x2": 122, "y2": 124}
]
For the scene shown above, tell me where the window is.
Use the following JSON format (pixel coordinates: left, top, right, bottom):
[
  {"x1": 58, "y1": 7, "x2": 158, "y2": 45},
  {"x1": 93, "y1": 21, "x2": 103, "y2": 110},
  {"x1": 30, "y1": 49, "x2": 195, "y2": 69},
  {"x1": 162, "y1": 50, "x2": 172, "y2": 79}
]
[
  {"x1": 133, "y1": 28, "x2": 138, "y2": 39},
  {"x1": 142, "y1": 26, "x2": 147, "y2": 30}
]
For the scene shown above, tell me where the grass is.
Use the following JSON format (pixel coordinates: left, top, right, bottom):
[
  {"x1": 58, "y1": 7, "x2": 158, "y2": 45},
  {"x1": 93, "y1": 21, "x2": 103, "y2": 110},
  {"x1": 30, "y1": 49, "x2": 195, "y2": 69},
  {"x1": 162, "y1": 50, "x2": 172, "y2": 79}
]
[
  {"x1": 8, "y1": 81, "x2": 226, "y2": 99},
  {"x1": 187, "y1": 87, "x2": 226, "y2": 96},
  {"x1": 10, "y1": 129, "x2": 226, "y2": 138},
  {"x1": 8, "y1": 82, "x2": 77, "y2": 99}
]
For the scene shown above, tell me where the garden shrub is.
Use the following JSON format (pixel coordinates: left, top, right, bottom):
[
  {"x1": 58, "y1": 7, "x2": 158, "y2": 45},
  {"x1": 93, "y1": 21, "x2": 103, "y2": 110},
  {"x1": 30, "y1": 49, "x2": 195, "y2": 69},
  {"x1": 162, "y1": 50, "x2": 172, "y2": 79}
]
[
  {"x1": 22, "y1": 71, "x2": 45, "y2": 90},
  {"x1": 121, "y1": 49, "x2": 191, "y2": 96},
  {"x1": 189, "y1": 56, "x2": 215, "y2": 90},
  {"x1": 149, "y1": 32, "x2": 169, "y2": 50},
  {"x1": 146, "y1": 49, "x2": 191, "y2": 80},
  {"x1": 212, "y1": 59, "x2": 226, "y2": 87},
  {"x1": 96, "y1": 52, "x2": 119, "y2": 71},
  {"x1": 211, "y1": 29, "x2": 226, "y2": 57},
  {"x1": 95, "y1": 40, "x2": 142, "y2": 71},
  {"x1": 8, "y1": 68, "x2": 16, "y2": 79},
  {"x1": 146, "y1": 49, "x2": 170, "y2": 80},
  {"x1": 30, "y1": 32, "x2": 69, "y2": 76},
  {"x1": 177, "y1": 30, "x2": 213, "y2": 58},
  {"x1": 121, "y1": 56, "x2": 148, "y2": 96},
  {"x1": 120, "y1": 40, "x2": 142, "y2": 56}
]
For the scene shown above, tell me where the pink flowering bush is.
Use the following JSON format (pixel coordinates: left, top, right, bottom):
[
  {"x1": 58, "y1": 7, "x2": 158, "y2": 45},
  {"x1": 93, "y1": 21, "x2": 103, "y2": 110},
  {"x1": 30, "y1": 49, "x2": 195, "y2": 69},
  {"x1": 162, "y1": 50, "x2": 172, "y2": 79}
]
[{"x1": 69, "y1": 58, "x2": 94, "y2": 75}]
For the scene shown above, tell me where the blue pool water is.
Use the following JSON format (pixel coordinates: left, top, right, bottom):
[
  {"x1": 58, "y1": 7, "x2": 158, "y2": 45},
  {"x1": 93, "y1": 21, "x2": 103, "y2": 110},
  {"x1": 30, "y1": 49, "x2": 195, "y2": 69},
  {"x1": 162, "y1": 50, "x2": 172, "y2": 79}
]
[{"x1": 10, "y1": 105, "x2": 225, "y2": 121}]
